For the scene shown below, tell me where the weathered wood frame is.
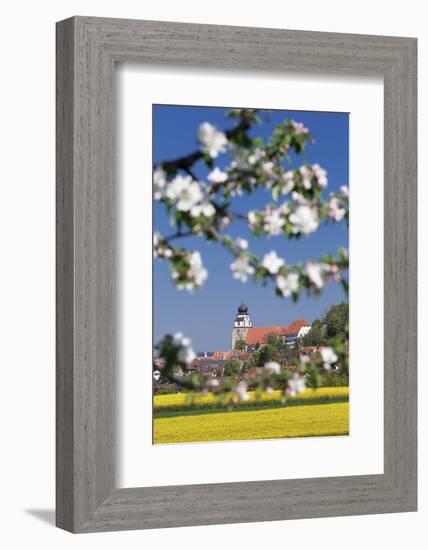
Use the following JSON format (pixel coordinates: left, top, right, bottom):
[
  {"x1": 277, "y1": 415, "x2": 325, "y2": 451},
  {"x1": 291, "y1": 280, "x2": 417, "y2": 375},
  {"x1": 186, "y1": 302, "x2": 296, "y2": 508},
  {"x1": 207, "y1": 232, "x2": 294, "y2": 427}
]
[{"x1": 56, "y1": 16, "x2": 417, "y2": 533}]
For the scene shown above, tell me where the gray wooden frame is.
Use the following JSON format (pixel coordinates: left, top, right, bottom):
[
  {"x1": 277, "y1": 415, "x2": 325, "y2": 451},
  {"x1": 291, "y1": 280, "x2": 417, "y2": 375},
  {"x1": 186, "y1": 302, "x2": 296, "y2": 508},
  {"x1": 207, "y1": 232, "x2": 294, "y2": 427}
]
[{"x1": 56, "y1": 16, "x2": 417, "y2": 533}]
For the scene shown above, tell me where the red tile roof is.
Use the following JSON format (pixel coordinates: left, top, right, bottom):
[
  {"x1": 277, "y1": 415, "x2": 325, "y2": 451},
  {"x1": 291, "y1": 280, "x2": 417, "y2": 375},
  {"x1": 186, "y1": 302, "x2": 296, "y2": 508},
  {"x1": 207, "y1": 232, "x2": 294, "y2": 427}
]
[{"x1": 245, "y1": 320, "x2": 309, "y2": 345}]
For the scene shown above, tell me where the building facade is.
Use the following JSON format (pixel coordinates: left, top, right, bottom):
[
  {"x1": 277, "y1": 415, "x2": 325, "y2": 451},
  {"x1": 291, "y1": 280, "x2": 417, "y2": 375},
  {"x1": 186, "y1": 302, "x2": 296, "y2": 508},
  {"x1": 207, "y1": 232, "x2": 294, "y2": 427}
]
[{"x1": 231, "y1": 303, "x2": 311, "y2": 350}]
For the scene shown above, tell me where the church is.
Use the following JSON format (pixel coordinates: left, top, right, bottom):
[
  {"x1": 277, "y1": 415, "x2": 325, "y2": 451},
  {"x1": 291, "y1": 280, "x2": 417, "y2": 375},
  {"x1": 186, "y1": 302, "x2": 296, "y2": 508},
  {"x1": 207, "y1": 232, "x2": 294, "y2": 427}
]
[{"x1": 231, "y1": 302, "x2": 311, "y2": 350}]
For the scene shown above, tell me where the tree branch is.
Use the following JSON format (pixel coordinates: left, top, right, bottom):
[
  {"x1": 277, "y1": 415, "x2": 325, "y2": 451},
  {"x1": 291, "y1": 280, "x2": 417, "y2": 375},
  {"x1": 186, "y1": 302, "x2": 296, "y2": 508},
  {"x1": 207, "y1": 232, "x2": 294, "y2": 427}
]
[
  {"x1": 163, "y1": 229, "x2": 195, "y2": 243},
  {"x1": 157, "y1": 118, "x2": 253, "y2": 174}
]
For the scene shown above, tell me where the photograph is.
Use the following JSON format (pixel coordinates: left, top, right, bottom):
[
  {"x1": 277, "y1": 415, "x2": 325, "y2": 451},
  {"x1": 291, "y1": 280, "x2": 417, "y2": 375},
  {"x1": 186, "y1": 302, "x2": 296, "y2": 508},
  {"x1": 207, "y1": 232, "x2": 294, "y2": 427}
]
[
  {"x1": 0, "y1": 1, "x2": 419, "y2": 543},
  {"x1": 152, "y1": 104, "x2": 349, "y2": 444}
]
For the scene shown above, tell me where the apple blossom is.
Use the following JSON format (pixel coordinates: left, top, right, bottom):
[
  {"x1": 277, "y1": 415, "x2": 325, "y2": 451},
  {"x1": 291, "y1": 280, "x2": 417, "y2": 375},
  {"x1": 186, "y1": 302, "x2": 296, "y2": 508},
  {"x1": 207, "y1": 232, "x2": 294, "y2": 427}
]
[
  {"x1": 289, "y1": 205, "x2": 319, "y2": 235},
  {"x1": 264, "y1": 361, "x2": 281, "y2": 374},
  {"x1": 173, "y1": 332, "x2": 184, "y2": 346},
  {"x1": 262, "y1": 161, "x2": 274, "y2": 175},
  {"x1": 340, "y1": 185, "x2": 349, "y2": 198},
  {"x1": 236, "y1": 380, "x2": 249, "y2": 401},
  {"x1": 247, "y1": 210, "x2": 258, "y2": 226},
  {"x1": 276, "y1": 272, "x2": 299, "y2": 297},
  {"x1": 207, "y1": 167, "x2": 228, "y2": 183},
  {"x1": 248, "y1": 148, "x2": 265, "y2": 165},
  {"x1": 328, "y1": 196, "x2": 346, "y2": 222},
  {"x1": 291, "y1": 120, "x2": 309, "y2": 134},
  {"x1": 153, "y1": 167, "x2": 167, "y2": 200},
  {"x1": 306, "y1": 262, "x2": 324, "y2": 289},
  {"x1": 177, "y1": 344, "x2": 196, "y2": 364},
  {"x1": 262, "y1": 250, "x2": 285, "y2": 275},
  {"x1": 235, "y1": 238, "x2": 249, "y2": 250},
  {"x1": 286, "y1": 373, "x2": 306, "y2": 397},
  {"x1": 166, "y1": 175, "x2": 203, "y2": 212},
  {"x1": 188, "y1": 251, "x2": 208, "y2": 287},
  {"x1": 190, "y1": 200, "x2": 216, "y2": 218},
  {"x1": 198, "y1": 122, "x2": 228, "y2": 158},
  {"x1": 300, "y1": 165, "x2": 312, "y2": 189},
  {"x1": 319, "y1": 346, "x2": 338, "y2": 371},
  {"x1": 230, "y1": 255, "x2": 255, "y2": 282},
  {"x1": 263, "y1": 209, "x2": 285, "y2": 236},
  {"x1": 312, "y1": 163, "x2": 328, "y2": 188},
  {"x1": 281, "y1": 171, "x2": 295, "y2": 195}
]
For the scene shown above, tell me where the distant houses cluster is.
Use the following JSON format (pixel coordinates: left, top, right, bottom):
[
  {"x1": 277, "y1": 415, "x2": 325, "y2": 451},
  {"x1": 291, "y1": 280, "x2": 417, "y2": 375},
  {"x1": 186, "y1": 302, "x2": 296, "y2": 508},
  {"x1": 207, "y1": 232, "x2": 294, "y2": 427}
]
[{"x1": 154, "y1": 303, "x2": 315, "y2": 389}]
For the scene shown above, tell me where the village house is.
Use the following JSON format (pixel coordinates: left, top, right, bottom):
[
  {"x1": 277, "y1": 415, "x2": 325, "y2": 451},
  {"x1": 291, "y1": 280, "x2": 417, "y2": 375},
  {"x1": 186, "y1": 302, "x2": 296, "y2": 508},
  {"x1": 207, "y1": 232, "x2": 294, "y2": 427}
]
[{"x1": 230, "y1": 302, "x2": 311, "y2": 351}]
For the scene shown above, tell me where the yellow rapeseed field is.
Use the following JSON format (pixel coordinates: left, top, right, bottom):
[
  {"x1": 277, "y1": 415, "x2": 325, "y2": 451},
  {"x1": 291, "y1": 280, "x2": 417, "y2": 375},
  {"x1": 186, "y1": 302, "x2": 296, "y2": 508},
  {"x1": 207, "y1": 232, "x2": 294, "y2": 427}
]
[
  {"x1": 154, "y1": 401, "x2": 349, "y2": 444},
  {"x1": 154, "y1": 386, "x2": 349, "y2": 409}
]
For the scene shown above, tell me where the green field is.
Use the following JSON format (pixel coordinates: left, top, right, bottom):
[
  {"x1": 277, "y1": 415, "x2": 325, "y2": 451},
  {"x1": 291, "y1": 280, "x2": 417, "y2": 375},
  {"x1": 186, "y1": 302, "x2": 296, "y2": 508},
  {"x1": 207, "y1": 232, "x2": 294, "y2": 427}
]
[{"x1": 153, "y1": 388, "x2": 349, "y2": 444}]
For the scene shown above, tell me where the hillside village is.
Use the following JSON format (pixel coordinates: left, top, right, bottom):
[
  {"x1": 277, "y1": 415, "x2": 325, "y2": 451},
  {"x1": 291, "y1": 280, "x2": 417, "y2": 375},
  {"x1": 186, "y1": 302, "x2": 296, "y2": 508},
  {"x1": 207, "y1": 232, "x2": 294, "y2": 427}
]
[{"x1": 153, "y1": 302, "x2": 348, "y2": 393}]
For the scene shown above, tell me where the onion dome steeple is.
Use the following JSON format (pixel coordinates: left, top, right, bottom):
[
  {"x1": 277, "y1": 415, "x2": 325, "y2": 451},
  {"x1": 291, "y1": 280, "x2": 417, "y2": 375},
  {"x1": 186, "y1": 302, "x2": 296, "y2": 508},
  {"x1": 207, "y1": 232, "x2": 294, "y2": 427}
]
[{"x1": 237, "y1": 302, "x2": 248, "y2": 314}]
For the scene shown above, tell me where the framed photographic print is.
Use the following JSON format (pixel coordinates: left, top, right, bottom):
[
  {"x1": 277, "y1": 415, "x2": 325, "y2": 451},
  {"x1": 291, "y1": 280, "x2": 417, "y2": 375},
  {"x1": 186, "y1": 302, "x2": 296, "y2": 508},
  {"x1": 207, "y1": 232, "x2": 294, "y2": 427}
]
[{"x1": 56, "y1": 17, "x2": 417, "y2": 532}]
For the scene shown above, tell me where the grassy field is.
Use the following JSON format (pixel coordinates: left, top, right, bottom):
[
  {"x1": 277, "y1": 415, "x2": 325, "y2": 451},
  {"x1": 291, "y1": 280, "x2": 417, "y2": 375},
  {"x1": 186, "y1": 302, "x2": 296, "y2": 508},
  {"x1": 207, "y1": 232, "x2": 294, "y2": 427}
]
[
  {"x1": 153, "y1": 400, "x2": 349, "y2": 444},
  {"x1": 154, "y1": 387, "x2": 349, "y2": 418}
]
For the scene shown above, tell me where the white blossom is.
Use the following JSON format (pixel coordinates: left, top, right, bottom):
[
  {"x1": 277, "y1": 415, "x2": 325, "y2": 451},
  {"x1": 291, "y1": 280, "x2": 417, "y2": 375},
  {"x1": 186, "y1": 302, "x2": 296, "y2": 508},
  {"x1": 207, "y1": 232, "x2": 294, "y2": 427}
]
[
  {"x1": 153, "y1": 370, "x2": 161, "y2": 382},
  {"x1": 289, "y1": 205, "x2": 319, "y2": 235},
  {"x1": 319, "y1": 346, "x2": 338, "y2": 371},
  {"x1": 230, "y1": 255, "x2": 255, "y2": 283},
  {"x1": 190, "y1": 200, "x2": 216, "y2": 218},
  {"x1": 340, "y1": 185, "x2": 349, "y2": 198},
  {"x1": 166, "y1": 175, "x2": 203, "y2": 212},
  {"x1": 264, "y1": 209, "x2": 285, "y2": 236},
  {"x1": 173, "y1": 332, "x2": 185, "y2": 346},
  {"x1": 328, "y1": 196, "x2": 346, "y2": 222},
  {"x1": 262, "y1": 161, "x2": 274, "y2": 175},
  {"x1": 281, "y1": 171, "x2": 295, "y2": 195},
  {"x1": 291, "y1": 191, "x2": 308, "y2": 205},
  {"x1": 235, "y1": 238, "x2": 248, "y2": 250},
  {"x1": 247, "y1": 210, "x2": 258, "y2": 226},
  {"x1": 153, "y1": 167, "x2": 167, "y2": 200},
  {"x1": 177, "y1": 345, "x2": 196, "y2": 364},
  {"x1": 306, "y1": 262, "x2": 324, "y2": 289},
  {"x1": 188, "y1": 251, "x2": 208, "y2": 287},
  {"x1": 286, "y1": 373, "x2": 306, "y2": 397},
  {"x1": 236, "y1": 380, "x2": 249, "y2": 401},
  {"x1": 207, "y1": 167, "x2": 228, "y2": 183},
  {"x1": 248, "y1": 148, "x2": 265, "y2": 165},
  {"x1": 312, "y1": 164, "x2": 328, "y2": 188},
  {"x1": 180, "y1": 336, "x2": 192, "y2": 347},
  {"x1": 291, "y1": 120, "x2": 309, "y2": 134},
  {"x1": 221, "y1": 216, "x2": 230, "y2": 228},
  {"x1": 276, "y1": 272, "x2": 299, "y2": 297},
  {"x1": 299, "y1": 352, "x2": 311, "y2": 364},
  {"x1": 198, "y1": 122, "x2": 228, "y2": 158},
  {"x1": 153, "y1": 231, "x2": 172, "y2": 259},
  {"x1": 278, "y1": 202, "x2": 290, "y2": 215},
  {"x1": 262, "y1": 250, "x2": 285, "y2": 275},
  {"x1": 300, "y1": 166, "x2": 312, "y2": 189},
  {"x1": 173, "y1": 332, "x2": 197, "y2": 364},
  {"x1": 264, "y1": 361, "x2": 281, "y2": 374}
]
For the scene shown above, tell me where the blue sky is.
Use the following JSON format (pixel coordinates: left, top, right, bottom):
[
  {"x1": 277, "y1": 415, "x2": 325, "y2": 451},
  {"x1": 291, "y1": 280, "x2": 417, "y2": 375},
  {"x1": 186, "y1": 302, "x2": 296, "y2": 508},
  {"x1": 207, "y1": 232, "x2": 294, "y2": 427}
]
[{"x1": 153, "y1": 105, "x2": 349, "y2": 352}]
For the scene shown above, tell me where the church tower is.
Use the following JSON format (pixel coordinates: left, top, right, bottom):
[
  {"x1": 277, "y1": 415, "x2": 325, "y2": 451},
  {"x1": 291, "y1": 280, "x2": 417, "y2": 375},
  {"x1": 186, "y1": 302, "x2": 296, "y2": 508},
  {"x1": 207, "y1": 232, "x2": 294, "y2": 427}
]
[{"x1": 231, "y1": 302, "x2": 253, "y2": 350}]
